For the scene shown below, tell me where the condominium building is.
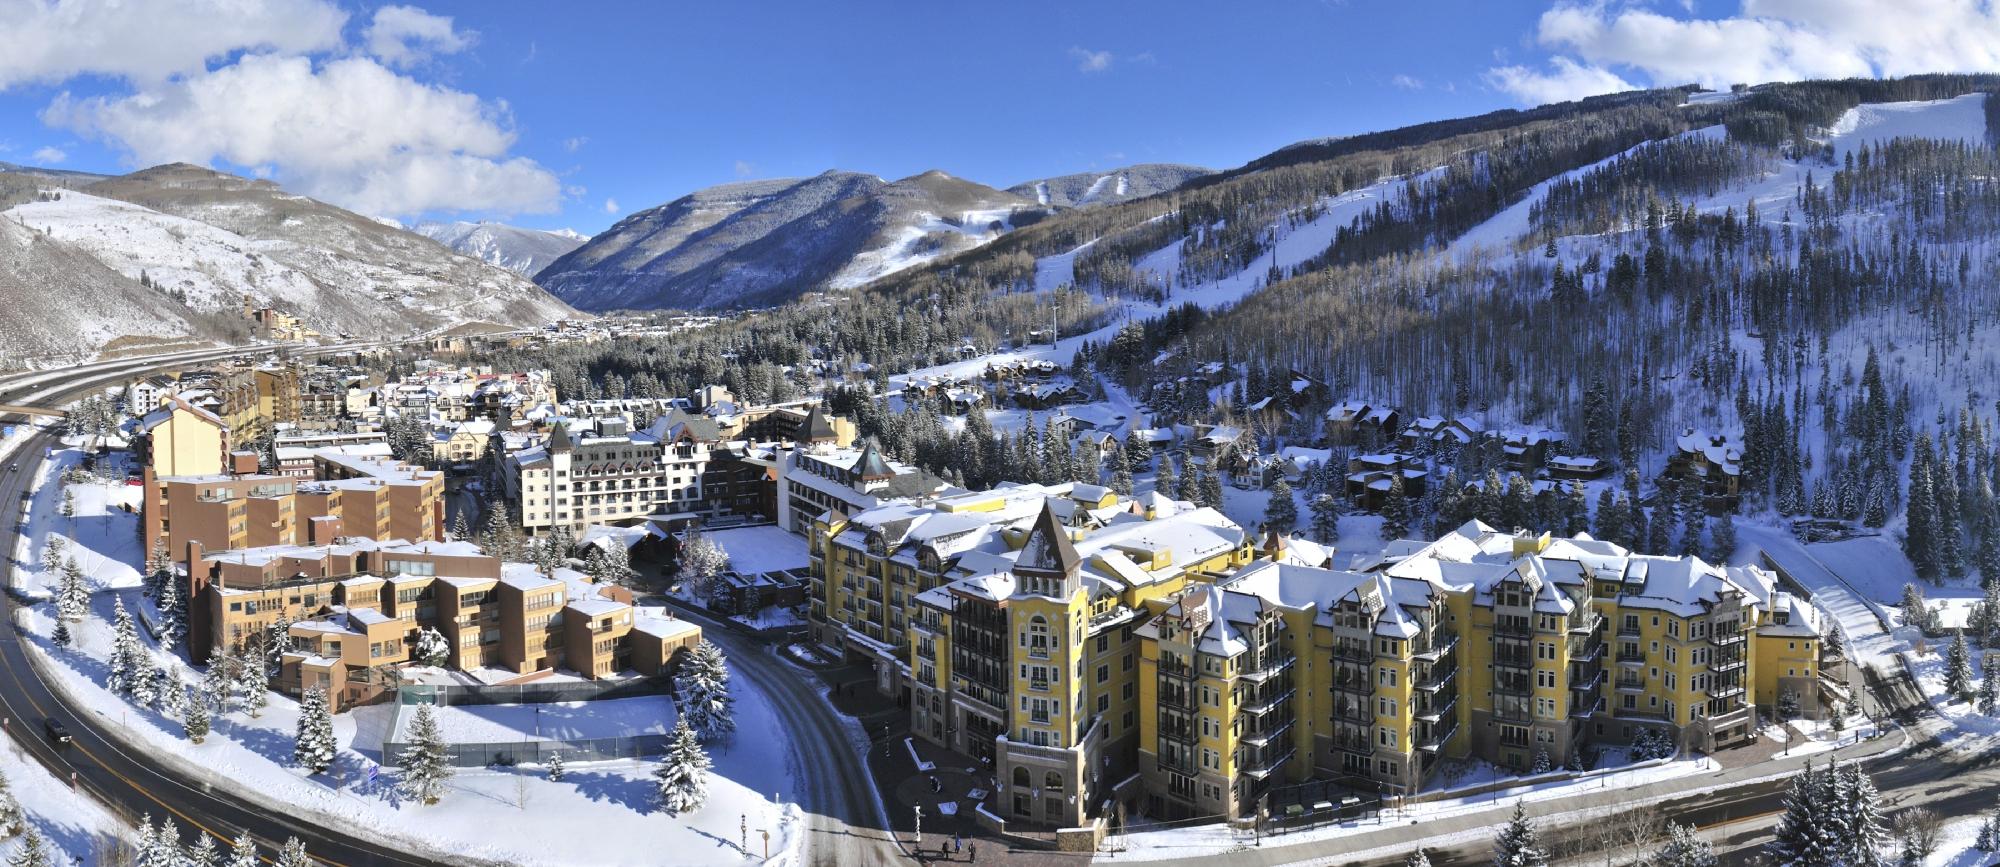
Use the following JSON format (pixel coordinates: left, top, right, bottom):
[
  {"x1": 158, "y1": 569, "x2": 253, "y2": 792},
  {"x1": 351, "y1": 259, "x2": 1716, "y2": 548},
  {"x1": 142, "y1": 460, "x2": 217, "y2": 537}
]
[
  {"x1": 188, "y1": 538, "x2": 702, "y2": 711},
  {"x1": 511, "y1": 416, "x2": 713, "y2": 535}
]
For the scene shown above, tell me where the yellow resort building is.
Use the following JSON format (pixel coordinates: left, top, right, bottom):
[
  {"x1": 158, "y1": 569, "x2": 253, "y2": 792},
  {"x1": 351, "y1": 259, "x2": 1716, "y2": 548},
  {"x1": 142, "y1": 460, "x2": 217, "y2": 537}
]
[{"x1": 815, "y1": 485, "x2": 1838, "y2": 833}]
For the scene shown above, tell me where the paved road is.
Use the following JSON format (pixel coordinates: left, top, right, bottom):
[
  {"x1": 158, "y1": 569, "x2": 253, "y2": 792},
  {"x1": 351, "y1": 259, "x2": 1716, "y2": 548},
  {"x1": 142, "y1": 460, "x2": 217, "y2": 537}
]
[{"x1": 655, "y1": 599, "x2": 908, "y2": 867}]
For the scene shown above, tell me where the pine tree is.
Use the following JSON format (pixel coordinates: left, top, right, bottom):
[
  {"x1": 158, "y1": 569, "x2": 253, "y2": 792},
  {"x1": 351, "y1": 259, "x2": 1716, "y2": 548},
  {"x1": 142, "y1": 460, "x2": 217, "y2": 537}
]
[
  {"x1": 1262, "y1": 480, "x2": 1297, "y2": 533},
  {"x1": 546, "y1": 751, "x2": 566, "y2": 782},
  {"x1": 275, "y1": 837, "x2": 311, "y2": 867},
  {"x1": 1835, "y1": 759, "x2": 1888, "y2": 867},
  {"x1": 415, "y1": 627, "x2": 450, "y2": 667},
  {"x1": 655, "y1": 719, "x2": 711, "y2": 815},
  {"x1": 187, "y1": 833, "x2": 221, "y2": 867},
  {"x1": 677, "y1": 641, "x2": 736, "y2": 742},
  {"x1": 1177, "y1": 459, "x2": 1201, "y2": 503},
  {"x1": 108, "y1": 597, "x2": 140, "y2": 695},
  {"x1": 184, "y1": 688, "x2": 211, "y2": 743},
  {"x1": 398, "y1": 703, "x2": 455, "y2": 804},
  {"x1": 1491, "y1": 802, "x2": 1548, "y2": 867},
  {"x1": 1945, "y1": 630, "x2": 1975, "y2": 701},
  {"x1": 1109, "y1": 447, "x2": 1134, "y2": 496},
  {"x1": 0, "y1": 768, "x2": 21, "y2": 838},
  {"x1": 142, "y1": 818, "x2": 183, "y2": 867},
  {"x1": 49, "y1": 621, "x2": 70, "y2": 649},
  {"x1": 1380, "y1": 474, "x2": 1411, "y2": 541},
  {"x1": 1156, "y1": 456, "x2": 1179, "y2": 501},
  {"x1": 1980, "y1": 655, "x2": 1998, "y2": 716},
  {"x1": 1898, "y1": 584, "x2": 1932, "y2": 633},
  {"x1": 57, "y1": 487, "x2": 73, "y2": 519},
  {"x1": 1653, "y1": 822, "x2": 1716, "y2": 867},
  {"x1": 129, "y1": 653, "x2": 161, "y2": 708},
  {"x1": 1767, "y1": 760, "x2": 1835, "y2": 867},
  {"x1": 224, "y1": 834, "x2": 259, "y2": 867},
  {"x1": 156, "y1": 576, "x2": 186, "y2": 651},
  {"x1": 1309, "y1": 493, "x2": 1341, "y2": 543},
  {"x1": 1708, "y1": 510, "x2": 1738, "y2": 562},
  {"x1": 1405, "y1": 848, "x2": 1431, "y2": 867},
  {"x1": 294, "y1": 685, "x2": 336, "y2": 774},
  {"x1": 1198, "y1": 466, "x2": 1224, "y2": 509},
  {"x1": 6, "y1": 828, "x2": 51, "y2": 867},
  {"x1": 56, "y1": 557, "x2": 86, "y2": 623}
]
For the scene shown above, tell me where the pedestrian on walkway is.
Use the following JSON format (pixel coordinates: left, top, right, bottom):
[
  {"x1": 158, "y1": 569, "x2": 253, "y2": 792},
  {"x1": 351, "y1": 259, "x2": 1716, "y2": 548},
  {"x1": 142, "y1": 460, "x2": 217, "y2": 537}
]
[{"x1": 967, "y1": 842, "x2": 976, "y2": 861}]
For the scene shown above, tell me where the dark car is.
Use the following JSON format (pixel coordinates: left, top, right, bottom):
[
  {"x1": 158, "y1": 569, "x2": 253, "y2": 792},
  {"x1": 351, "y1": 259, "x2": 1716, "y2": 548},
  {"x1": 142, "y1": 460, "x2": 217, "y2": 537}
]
[{"x1": 43, "y1": 718, "x2": 70, "y2": 747}]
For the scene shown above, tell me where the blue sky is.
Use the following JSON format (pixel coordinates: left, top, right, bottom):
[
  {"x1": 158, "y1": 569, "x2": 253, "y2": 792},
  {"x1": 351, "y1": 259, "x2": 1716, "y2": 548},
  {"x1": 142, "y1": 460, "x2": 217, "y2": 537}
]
[{"x1": 1, "y1": 1, "x2": 1989, "y2": 234}]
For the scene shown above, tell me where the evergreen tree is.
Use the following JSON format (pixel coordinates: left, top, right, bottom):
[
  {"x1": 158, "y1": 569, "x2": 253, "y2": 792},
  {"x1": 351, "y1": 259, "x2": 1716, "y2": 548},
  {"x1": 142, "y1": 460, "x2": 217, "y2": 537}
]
[
  {"x1": 187, "y1": 833, "x2": 221, "y2": 867},
  {"x1": 654, "y1": 719, "x2": 711, "y2": 815},
  {"x1": 224, "y1": 835, "x2": 259, "y2": 867},
  {"x1": 1198, "y1": 465, "x2": 1224, "y2": 510},
  {"x1": 1708, "y1": 510, "x2": 1738, "y2": 562},
  {"x1": 1897, "y1": 584, "x2": 1933, "y2": 633},
  {"x1": 397, "y1": 703, "x2": 455, "y2": 804},
  {"x1": 1945, "y1": 630, "x2": 1975, "y2": 701},
  {"x1": 50, "y1": 621, "x2": 70, "y2": 649},
  {"x1": 55, "y1": 557, "x2": 86, "y2": 623},
  {"x1": 1654, "y1": 822, "x2": 1716, "y2": 867},
  {"x1": 6, "y1": 828, "x2": 50, "y2": 867},
  {"x1": 1380, "y1": 474, "x2": 1411, "y2": 541},
  {"x1": 1262, "y1": 480, "x2": 1298, "y2": 533},
  {"x1": 1309, "y1": 493, "x2": 1342, "y2": 543},
  {"x1": 1835, "y1": 760, "x2": 1888, "y2": 867},
  {"x1": 142, "y1": 818, "x2": 182, "y2": 867},
  {"x1": 676, "y1": 641, "x2": 736, "y2": 742},
  {"x1": 546, "y1": 751, "x2": 566, "y2": 782},
  {"x1": 1155, "y1": 457, "x2": 1179, "y2": 501},
  {"x1": 1766, "y1": 760, "x2": 1836, "y2": 867},
  {"x1": 1491, "y1": 802, "x2": 1548, "y2": 867},
  {"x1": 108, "y1": 597, "x2": 140, "y2": 695},
  {"x1": 0, "y1": 768, "x2": 21, "y2": 838},
  {"x1": 293, "y1": 685, "x2": 336, "y2": 774},
  {"x1": 415, "y1": 628, "x2": 450, "y2": 667},
  {"x1": 275, "y1": 837, "x2": 311, "y2": 867},
  {"x1": 1405, "y1": 848, "x2": 1431, "y2": 867},
  {"x1": 1177, "y1": 459, "x2": 1201, "y2": 503},
  {"x1": 184, "y1": 687, "x2": 211, "y2": 743},
  {"x1": 156, "y1": 575, "x2": 187, "y2": 651},
  {"x1": 1979, "y1": 655, "x2": 1998, "y2": 716}
]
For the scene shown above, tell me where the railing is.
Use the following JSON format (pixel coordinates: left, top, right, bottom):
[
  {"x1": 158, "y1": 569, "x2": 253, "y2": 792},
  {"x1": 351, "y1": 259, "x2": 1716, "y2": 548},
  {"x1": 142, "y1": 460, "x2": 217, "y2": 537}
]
[
  {"x1": 1333, "y1": 672, "x2": 1373, "y2": 695},
  {"x1": 1413, "y1": 630, "x2": 1459, "y2": 660},
  {"x1": 1414, "y1": 664, "x2": 1457, "y2": 693},
  {"x1": 1418, "y1": 718, "x2": 1459, "y2": 752},
  {"x1": 1614, "y1": 676, "x2": 1646, "y2": 692},
  {"x1": 1707, "y1": 681, "x2": 1745, "y2": 700},
  {"x1": 1493, "y1": 676, "x2": 1533, "y2": 697},
  {"x1": 1240, "y1": 652, "x2": 1296, "y2": 683},
  {"x1": 1493, "y1": 652, "x2": 1533, "y2": 670},
  {"x1": 1238, "y1": 687, "x2": 1295, "y2": 717},
  {"x1": 1709, "y1": 654, "x2": 1746, "y2": 673},
  {"x1": 1616, "y1": 648, "x2": 1647, "y2": 664},
  {"x1": 1333, "y1": 642, "x2": 1374, "y2": 662},
  {"x1": 1494, "y1": 702, "x2": 1532, "y2": 724},
  {"x1": 1159, "y1": 687, "x2": 1196, "y2": 711},
  {"x1": 1709, "y1": 628, "x2": 1746, "y2": 646},
  {"x1": 1494, "y1": 619, "x2": 1533, "y2": 638},
  {"x1": 1241, "y1": 718, "x2": 1294, "y2": 748},
  {"x1": 1617, "y1": 623, "x2": 1642, "y2": 638},
  {"x1": 1333, "y1": 700, "x2": 1373, "y2": 724},
  {"x1": 1569, "y1": 694, "x2": 1604, "y2": 718},
  {"x1": 1238, "y1": 745, "x2": 1296, "y2": 779}
]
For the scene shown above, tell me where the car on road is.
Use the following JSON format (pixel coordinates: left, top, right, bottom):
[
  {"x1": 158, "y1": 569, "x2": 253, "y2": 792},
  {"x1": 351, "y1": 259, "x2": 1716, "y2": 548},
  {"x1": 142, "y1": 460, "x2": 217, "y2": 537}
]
[{"x1": 43, "y1": 718, "x2": 70, "y2": 748}]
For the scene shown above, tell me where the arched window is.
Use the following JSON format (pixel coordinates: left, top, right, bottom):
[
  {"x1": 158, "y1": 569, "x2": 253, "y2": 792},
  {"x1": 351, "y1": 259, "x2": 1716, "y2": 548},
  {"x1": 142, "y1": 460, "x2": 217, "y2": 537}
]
[
  {"x1": 1025, "y1": 616, "x2": 1051, "y2": 658},
  {"x1": 1012, "y1": 767, "x2": 1030, "y2": 789},
  {"x1": 1045, "y1": 771, "x2": 1064, "y2": 791}
]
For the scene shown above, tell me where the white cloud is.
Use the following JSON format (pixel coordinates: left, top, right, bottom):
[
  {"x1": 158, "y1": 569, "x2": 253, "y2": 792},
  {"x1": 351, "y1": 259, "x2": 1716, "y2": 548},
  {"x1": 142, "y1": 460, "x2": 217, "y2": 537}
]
[
  {"x1": 363, "y1": 4, "x2": 474, "y2": 69},
  {"x1": 0, "y1": 0, "x2": 346, "y2": 89},
  {"x1": 1391, "y1": 73, "x2": 1425, "y2": 90},
  {"x1": 563, "y1": 136, "x2": 588, "y2": 153},
  {"x1": 733, "y1": 159, "x2": 755, "y2": 177},
  {"x1": 47, "y1": 53, "x2": 559, "y2": 217},
  {"x1": 1068, "y1": 47, "x2": 1114, "y2": 73},
  {"x1": 1494, "y1": 0, "x2": 2000, "y2": 105},
  {"x1": 30, "y1": 146, "x2": 65, "y2": 164},
  {"x1": 1485, "y1": 56, "x2": 1636, "y2": 105},
  {"x1": 603, "y1": 198, "x2": 620, "y2": 214}
]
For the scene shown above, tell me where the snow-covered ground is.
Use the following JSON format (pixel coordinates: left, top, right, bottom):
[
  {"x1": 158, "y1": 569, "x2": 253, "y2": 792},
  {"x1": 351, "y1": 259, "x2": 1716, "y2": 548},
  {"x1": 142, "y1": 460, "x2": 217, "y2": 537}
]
[{"x1": 11, "y1": 443, "x2": 806, "y2": 867}]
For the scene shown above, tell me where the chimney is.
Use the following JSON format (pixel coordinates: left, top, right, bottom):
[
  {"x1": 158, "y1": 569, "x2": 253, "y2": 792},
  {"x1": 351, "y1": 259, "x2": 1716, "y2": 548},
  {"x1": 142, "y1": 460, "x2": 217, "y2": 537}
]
[{"x1": 1261, "y1": 526, "x2": 1286, "y2": 561}]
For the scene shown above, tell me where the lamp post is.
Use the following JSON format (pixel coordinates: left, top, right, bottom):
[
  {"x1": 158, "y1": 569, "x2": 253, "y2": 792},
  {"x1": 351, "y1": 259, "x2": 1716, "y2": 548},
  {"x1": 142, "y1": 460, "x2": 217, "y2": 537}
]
[{"x1": 914, "y1": 804, "x2": 924, "y2": 851}]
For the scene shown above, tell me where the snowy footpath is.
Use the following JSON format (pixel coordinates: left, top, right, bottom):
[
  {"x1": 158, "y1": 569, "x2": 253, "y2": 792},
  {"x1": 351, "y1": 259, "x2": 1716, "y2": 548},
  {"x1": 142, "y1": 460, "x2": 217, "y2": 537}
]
[{"x1": 11, "y1": 442, "x2": 807, "y2": 867}]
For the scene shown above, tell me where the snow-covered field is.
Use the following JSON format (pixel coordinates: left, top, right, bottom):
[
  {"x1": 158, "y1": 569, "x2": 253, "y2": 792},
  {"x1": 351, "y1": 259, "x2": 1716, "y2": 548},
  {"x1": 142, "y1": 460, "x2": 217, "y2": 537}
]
[
  {"x1": 382, "y1": 696, "x2": 675, "y2": 747},
  {"x1": 11, "y1": 444, "x2": 805, "y2": 867}
]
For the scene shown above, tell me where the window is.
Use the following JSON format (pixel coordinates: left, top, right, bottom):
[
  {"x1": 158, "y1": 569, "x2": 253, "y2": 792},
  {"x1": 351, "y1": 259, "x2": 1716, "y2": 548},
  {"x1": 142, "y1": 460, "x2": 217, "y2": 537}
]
[
  {"x1": 1378, "y1": 727, "x2": 1397, "y2": 748},
  {"x1": 1377, "y1": 667, "x2": 1397, "y2": 687}
]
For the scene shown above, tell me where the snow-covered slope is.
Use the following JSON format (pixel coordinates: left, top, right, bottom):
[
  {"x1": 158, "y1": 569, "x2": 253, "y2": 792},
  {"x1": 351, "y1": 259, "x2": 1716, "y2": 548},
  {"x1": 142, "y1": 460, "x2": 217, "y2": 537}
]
[
  {"x1": 541, "y1": 170, "x2": 1036, "y2": 311},
  {"x1": 73, "y1": 163, "x2": 576, "y2": 335},
  {"x1": 413, "y1": 220, "x2": 587, "y2": 277},
  {"x1": 1008, "y1": 163, "x2": 1212, "y2": 209},
  {"x1": 0, "y1": 215, "x2": 219, "y2": 358}
]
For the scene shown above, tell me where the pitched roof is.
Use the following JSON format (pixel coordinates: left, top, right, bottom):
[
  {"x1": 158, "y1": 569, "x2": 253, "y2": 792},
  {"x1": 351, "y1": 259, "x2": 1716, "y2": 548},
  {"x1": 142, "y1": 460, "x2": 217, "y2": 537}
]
[
  {"x1": 1015, "y1": 502, "x2": 1081, "y2": 577},
  {"x1": 801, "y1": 402, "x2": 837, "y2": 442}
]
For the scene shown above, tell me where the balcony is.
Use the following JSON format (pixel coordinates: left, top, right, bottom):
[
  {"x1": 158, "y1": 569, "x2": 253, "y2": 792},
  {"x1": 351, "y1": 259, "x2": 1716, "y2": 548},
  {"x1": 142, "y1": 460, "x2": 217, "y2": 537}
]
[
  {"x1": 1029, "y1": 677, "x2": 1050, "y2": 692},
  {"x1": 1709, "y1": 628, "x2": 1746, "y2": 647},
  {"x1": 1332, "y1": 726, "x2": 1372, "y2": 754},
  {"x1": 1570, "y1": 694, "x2": 1604, "y2": 718},
  {"x1": 1333, "y1": 700, "x2": 1373, "y2": 724},
  {"x1": 1333, "y1": 642, "x2": 1373, "y2": 662},
  {"x1": 1160, "y1": 659, "x2": 1197, "y2": 681},
  {"x1": 1332, "y1": 672, "x2": 1373, "y2": 696},
  {"x1": 1239, "y1": 652, "x2": 1296, "y2": 684},
  {"x1": 1493, "y1": 676, "x2": 1533, "y2": 697},
  {"x1": 1416, "y1": 694, "x2": 1457, "y2": 725},
  {"x1": 1419, "y1": 718, "x2": 1460, "y2": 753},
  {"x1": 1614, "y1": 676, "x2": 1646, "y2": 692},
  {"x1": 1708, "y1": 681, "x2": 1746, "y2": 700},
  {"x1": 1413, "y1": 630, "x2": 1460, "y2": 661},
  {"x1": 1494, "y1": 619, "x2": 1533, "y2": 638},
  {"x1": 1494, "y1": 702, "x2": 1532, "y2": 724},
  {"x1": 1617, "y1": 622, "x2": 1642, "y2": 638},
  {"x1": 1159, "y1": 688, "x2": 1196, "y2": 711},
  {"x1": 1241, "y1": 718, "x2": 1293, "y2": 748},
  {"x1": 1238, "y1": 687, "x2": 1295, "y2": 717},
  {"x1": 1415, "y1": 664, "x2": 1458, "y2": 693},
  {"x1": 1238, "y1": 745, "x2": 1296, "y2": 779},
  {"x1": 1569, "y1": 666, "x2": 1606, "y2": 691},
  {"x1": 1616, "y1": 648, "x2": 1647, "y2": 665},
  {"x1": 1493, "y1": 651, "x2": 1533, "y2": 670},
  {"x1": 1709, "y1": 653, "x2": 1746, "y2": 673}
]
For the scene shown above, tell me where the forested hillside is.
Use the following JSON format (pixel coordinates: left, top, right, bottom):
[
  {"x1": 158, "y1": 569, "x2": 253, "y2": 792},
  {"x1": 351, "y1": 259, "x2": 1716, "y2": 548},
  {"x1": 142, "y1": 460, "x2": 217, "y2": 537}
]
[{"x1": 469, "y1": 74, "x2": 2000, "y2": 582}]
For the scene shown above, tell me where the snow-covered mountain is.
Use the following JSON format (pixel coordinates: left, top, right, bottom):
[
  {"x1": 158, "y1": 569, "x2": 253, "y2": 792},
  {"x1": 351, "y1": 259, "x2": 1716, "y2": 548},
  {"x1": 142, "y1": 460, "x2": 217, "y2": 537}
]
[
  {"x1": 1007, "y1": 163, "x2": 1212, "y2": 209},
  {"x1": 0, "y1": 163, "x2": 575, "y2": 356},
  {"x1": 537, "y1": 170, "x2": 1038, "y2": 311},
  {"x1": 412, "y1": 221, "x2": 588, "y2": 278}
]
